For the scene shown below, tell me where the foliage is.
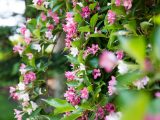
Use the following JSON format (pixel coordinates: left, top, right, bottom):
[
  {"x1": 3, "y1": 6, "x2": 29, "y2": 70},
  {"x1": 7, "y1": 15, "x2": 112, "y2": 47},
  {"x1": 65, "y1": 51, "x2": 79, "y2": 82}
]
[{"x1": 10, "y1": 0, "x2": 160, "y2": 120}]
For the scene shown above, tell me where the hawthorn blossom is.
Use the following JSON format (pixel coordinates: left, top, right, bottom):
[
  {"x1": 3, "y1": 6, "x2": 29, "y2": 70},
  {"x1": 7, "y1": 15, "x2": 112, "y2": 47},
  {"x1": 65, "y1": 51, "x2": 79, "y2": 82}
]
[
  {"x1": 17, "y1": 82, "x2": 25, "y2": 91},
  {"x1": 134, "y1": 76, "x2": 149, "y2": 90},
  {"x1": 23, "y1": 72, "x2": 36, "y2": 84},
  {"x1": 41, "y1": 12, "x2": 47, "y2": 21},
  {"x1": 99, "y1": 51, "x2": 118, "y2": 73},
  {"x1": 105, "y1": 112, "x2": 122, "y2": 120},
  {"x1": 87, "y1": 44, "x2": 99, "y2": 55},
  {"x1": 108, "y1": 76, "x2": 117, "y2": 96},
  {"x1": 19, "y1": 63, "x2": 26, "y2": 75},
  {"x1": 80, "y1": 87, "x2": 89, "y2": 99},
  {"x1": 65, "y1": 71, "x2": 75, "y2": 80},
  {"x1": 118, "y1": 60, "x2": 128, "y2": 74},
  {"x1": 26, "y1": 53, "x2": 33, "y2": 60},
  {"x1": 115, "y1": 0, "x2": 121, "y2": 6},
  {"x1": 92, "y1": 69, "x2": 101, "y2": 79},
  {"x1": 13, "y1": 44, "x2": 24, "y2": 55},
  {"x1": 45, "y1": 31, "x2": 53, "y2": 39},
  {"x1": 81, "y1": 6, "x2": 90, "y2": 18},
  {"x1": 14, "y1": 109, "x2": 23, "y2": 120},
  {"x1": 70, "y1": 47, "x2": 79, "y2": 57},
  {"x1": 116, "y1": 50, "x2": 124, "y2": 60},
  {"x1": 64, "y1": 87, "x2": 80, "y2": 106},
  {"x1": 123, "y1": 0, "x2": 132, "y2": 10},
  {"x1": 105, "y1": 103, "x2": 116, "y2": 113},
  {"x1": 107, "y1": 10, "x2": 116, "y2": 24}
]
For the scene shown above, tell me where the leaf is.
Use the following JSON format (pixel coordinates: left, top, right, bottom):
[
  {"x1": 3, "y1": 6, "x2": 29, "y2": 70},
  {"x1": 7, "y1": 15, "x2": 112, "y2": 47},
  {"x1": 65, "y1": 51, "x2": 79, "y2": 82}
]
[
  {"x1": 119, "y1": 36, "x2": 146, "y2": 67},
  {"x1": 89, "y1": 33, "x2": 106, "y2": 38},
  {"x1": 61, "y1": 109, "x2": 82, "y2": 120},
  {"x1": 90, "y1": 13, "x2": 98, "y2": 28},
  {"x1": 43, "y1": 98, "x2": 75, "y2": 115},
  {"x1": 153, "y1": 26, "x2": 160, "y2": 60},
  {"x1": 52, "y1": 2, "x2": 64, "y2": 12},
  {"x1": 74, "y1": 13, "x2": 83, "y2": 23},
  {"x1": 78, "y1": 26, "x2": 90, "y2": 33},
  {"x1": 89, "y1": 2, "x2": 97, "y2": 10}
]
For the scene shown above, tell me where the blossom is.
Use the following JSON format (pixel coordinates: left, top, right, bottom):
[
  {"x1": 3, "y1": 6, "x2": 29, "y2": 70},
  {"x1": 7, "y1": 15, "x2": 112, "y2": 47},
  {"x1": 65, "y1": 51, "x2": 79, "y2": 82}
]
[
  {"x1": 79, "y1": 63, "x2": 85, "y2": 71},
  {"x1": 105, "y1": 112, "x2": 122, "y2": 120},
  {"x1": 41, "y1": 12, "x2": 47, "y2": 21},
  {"x1": 70, "y1": 47, "x2": 78, "y2": 57},
  {"x1": 33, "y1": 0, "x2": 43, "y2": 6},
  {"x1": 30, "y1": 101, "x2": 38, "y2": 111},
  {"x1": 26, "y1": 53, "x2": 33, "y2": 60},
  {"x1": 108, "y1": 76, "x2": 117, "y2": 96},
  {"x1": 13, "y1": 44, "x2": 24, "y2": 55},
  {"x1": 20, "y1": 25, "x2": 27, "y2": 35},
  {"x1": 99, "y1": 51, "x2": 118, "y2": 72},
  {"x1": 105, "y1": 103, "x2": 116, "y2": 113},
  {"x1": 19, "y1": 63, "x2": 26, "y2": 74},
  {"x1": 48, "y1": 10, "x2": 59, "y2": 24},
  {"x1": 17, "y1": 82, "x2": 25, "y2": 91},
  {"x1": 155, "y1": 92, "x2": 160, "y2": 98},
  {"x1": 45, "y1": 31, "x2": 53, "y2": 39},
  {"x1": 23, "y1": 72, "x2": 36, "y2": 84},
  {"x1": 24, "y1": 29, "x2": 31, "y2": 38},
  {"x1": 115, "y1": 0, "x2": 121, "y2": 6},
  {"x1": 72, "y1": 0, "x2": 77, "y2": 7},
  {"x1": 65, "y1": 71, "x2": 75, "y2": 80},
  {"x1": 123, "y1": 0, "x2": 132, "y2": 10},
  {"x1": 19, "y1": 93, "x2": 30, "y2": 101},
  {"x1": 64, "y1": 87, "x2": 80, "y2": 106},
  {"x1": 14, "y1": 109, "x2": 23, "y2": 120},
  {"x1": 95, "y1": 107, "x2": 105, "y2": 120},
  {"x1": 80, "y1": 87, "x2": 89, "y2": 99},
  {"x1": 87, "y1": 44, "x2": 99, "y2": 55},
  {"x1": 81, "y1": 6, "x2": 90, "y2": 18},
  {"x1": 116, "y1": 50, "x2": 124, "y2": 60},
  {"x1": 118, "y1": 60, "x2": 128, "y2": 74},
  {"x1": 31, "y1": 44, "x2": 41, "y2": 52},
  {"x1": 133, "y1": 76, "x2": 149, "y2": 90},
  {"x1": 46, "y1": 23, "x2": 54, "y2": 31},
  {"x1": 107, "y1": 10, "x2": 116, "y2": 24},
  {"x1": 24, "y1": 37, "x2": 31, "y2": 45},
  {"x1": 92, "y1": 69, "x2": 101, "y2": 79}
]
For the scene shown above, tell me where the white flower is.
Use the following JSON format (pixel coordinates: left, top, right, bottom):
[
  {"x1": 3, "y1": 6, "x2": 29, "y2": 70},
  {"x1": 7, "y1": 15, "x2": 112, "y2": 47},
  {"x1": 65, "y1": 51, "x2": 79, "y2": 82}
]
[
  {"x1": 79, "y1": 63, "x2": 85, "y2": 71},
  {"x1": 44, "y1": 2, "x2": 50, "y2": 8},
  {"x1": 18, "y1": 82, "x2": 25, "y2": 91},
  {"x1": 30, "y1": 101, "x2": 38, "y2": 111},
  {"x1": 77, "y1": 2, "x2": 83, "y2": 7},
  {"x1": 118, "y1": 60, "x2": 128, "y2": 74},
  {"x1": 24, "y1": 29, "x2": 31, "y2": 38},
  {"x1": 32, "y1": 44, "x2": 41, "y2": 52},
  {"x1": 45, "y1": 31, "x2": 53, "y2": 40},
  {"x1": 134, "y1": 76, "x2": 149, "y2": 90},
  {"x1": 70, "y1": 47, "x2": 78, "y2": 57},
  {"x1": 105, "y1": 112, "x2": 122, "y2": 120},
  {"x1": 26, "y1": 108, "x2": 32, "y2": 115},
  {"x1": 32, "y1": 0, "x2": 38, "y2": 5},
  {"x1": 20, "y1": 93, "x2": 30, "y2": 101}
]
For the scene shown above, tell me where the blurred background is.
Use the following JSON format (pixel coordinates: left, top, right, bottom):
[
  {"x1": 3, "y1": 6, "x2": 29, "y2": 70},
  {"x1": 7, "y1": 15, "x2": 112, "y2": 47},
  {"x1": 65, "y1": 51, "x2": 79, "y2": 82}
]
[{"x1": 0, "y1": 0, "x2": 67, "y2": 119}]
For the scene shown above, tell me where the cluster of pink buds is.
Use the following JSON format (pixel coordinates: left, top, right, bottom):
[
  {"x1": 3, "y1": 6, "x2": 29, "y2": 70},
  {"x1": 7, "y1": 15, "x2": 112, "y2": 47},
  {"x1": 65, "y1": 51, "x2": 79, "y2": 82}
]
[
  {"x1": 115, "y1": 0, "x2": 133, "y2": 10},
  {"x1": 81, "y1": 6, "x2": 90, "y2": 18}
]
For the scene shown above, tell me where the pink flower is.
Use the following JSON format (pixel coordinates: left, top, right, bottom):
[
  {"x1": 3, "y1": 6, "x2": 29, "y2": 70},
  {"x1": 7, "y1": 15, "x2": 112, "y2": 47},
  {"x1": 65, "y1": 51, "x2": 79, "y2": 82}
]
[
  {"x1": 105, "y1": 103, "x2": 116, "y2": 113},
  {"x1": 95, "y1": 107, "x2": 105, "y2": 120},
  {"x1": 65, "y1": 38, "x2": 71, "y2": 48},
  {"x1": 41, "y1": 12, "x2": 47, "y2": 21},
  {"x1": 46, "y1": 23, "x2": 54, "y2": 31},
  {"x1": 80, "y1": 87, "x2": 89, "y2": 99},
  {"x1": 24, "y1": 37, "x2": 31, "y2": 45},
  {"x1": 145, "y1": 114, "x2": 160, "y2": 120},
  {"x1": 33, "y1": 0, "x2": 43, "y2": 6},
  {"x1": 92, "y1": 69, "x2": 101, "y2": 79},
  {"x1": 13, "y1": 45, "x2": 24, "y2": 55},
  {"x1": 9, "y1": 87, "x2": 19, "y2": 100},
  {"x1": 116, "y1": 50, "x2": 124, "y2": 60},
  {"x1": 155, "y1": 92, "x2": 160, "y2": 98},
  {"x1": 81, "y1": 6, "x2": 90, "y2": 18},
  {"x1": 64, "y1": 87, "x2": 80, "y2": 106},
  {"x1": 19, "y1": 63, "x2": 26, "y2": 74},
  {"x1": 72, "y1": 0, "x2": 77, "y2": 7},
  {"x1": 115, "y1": 0, "x2": 121, "y2": 6},
  {"x1": 123, "y1": 0, "x2": 132, "y2": 10},
  {"x1": 45, "y1": 31, "x2": 53, "y2": 39},
  {"x1": 52, "y1": 13, "x2": 59, "y2": 24},
  {"x1": 23, "y1": 72, "x2": 36, "y2": 84},
  {"x1": 87, "y1": 44, "x2": 99, "y2": 55},
  {"x1": 107, "y1": 10, "x2": 116, "y2": 24},
  {"x1": 26, "y1": 53, "x2": 33, "y2": 59},
  {"x1": 99, "y1": 51, "x2": 118, "y2": 72},
  {"x1": 108, "y1": 76, "x2": 117, "y2": 96},
  {"x1": 65, "y1": 71, "x2": 75, "y2": 81},
  {"x1": 20, "y1": 25, "x2": 26, "y2": 35},
  {"x1": 133, "y1": 76, "x2": 149, "y2": 90},
  {"x1": 14, "y1": 109, "x2": 23, "y2": 120}
]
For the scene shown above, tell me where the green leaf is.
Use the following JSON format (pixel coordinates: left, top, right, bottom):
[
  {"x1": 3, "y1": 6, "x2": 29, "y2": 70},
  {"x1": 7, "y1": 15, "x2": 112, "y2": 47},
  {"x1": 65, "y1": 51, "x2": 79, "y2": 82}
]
[
  {"x1": 78, "y1": 26, "x2": 90, "y2": 33},
  {"x1": 74, "y1": 13, "x2": 83, "y2": 23},
  {"x1": 89, "y1": 33, "x2": 106, "y2": 38},
  {"x1": 90, "y1": 13, "x2": 98, "y2": 28},
  {"x1": 89, "y1": 2, "x2": 97, "y2": 10},
  {"x1": 61, "y1": 109, "x2": 82, "y2": 120},
  {"x1": 119, "y1": 36, "x2": 146, "y2": 67},
  {"x1": 43, "y1": 98, "x2": 75, "y2": 115},
  {"x1": 52, "y1": 2, "x2": 64, "y2": 12}
]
